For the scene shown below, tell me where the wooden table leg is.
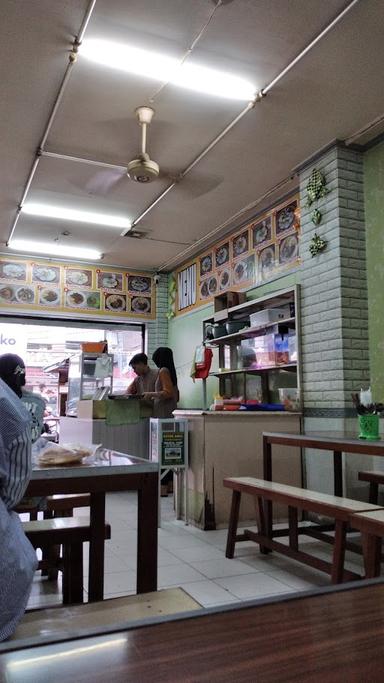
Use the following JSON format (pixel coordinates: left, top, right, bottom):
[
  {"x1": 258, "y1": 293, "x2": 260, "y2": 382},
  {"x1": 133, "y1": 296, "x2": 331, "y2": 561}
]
[
  {"x1": 288, "y1": 506, "x2": 299, "y2": 552},
  {"x1": 88, "y1": 491, "x2": 106, "y2": 602},
  {"x1": 333, "y1": 451, "x2": 343, "y2": 497},
  {"x1": 362, "y1": 533, "x2": 382, "y2": 578},
  {"x1": 137, "y1": 472, "x2": 158, "y2": 594},
  {"x1": 263, "y1": 436, "x2": 273, "y2": 554},
  {"x1": 331, "y1": 519, "x2": 347, "y2": 584},
  {"x1": 226, "y1": 491, "x2": 241, "y2": 559}
]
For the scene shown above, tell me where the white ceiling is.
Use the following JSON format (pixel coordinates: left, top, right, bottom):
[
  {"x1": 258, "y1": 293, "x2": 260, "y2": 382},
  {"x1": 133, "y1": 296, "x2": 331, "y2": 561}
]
[{"x1": 1, "y1": 0, "x2": 383, "y2": 271}]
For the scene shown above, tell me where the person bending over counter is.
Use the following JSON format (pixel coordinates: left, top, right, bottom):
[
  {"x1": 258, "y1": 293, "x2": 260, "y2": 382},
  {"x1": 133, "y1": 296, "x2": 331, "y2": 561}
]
[
  {"x1": 0, "y1": 378, "x2": 37, "y2": 641},
  {"x1": 126, "y1": 352, "x2": 158, "y2": 399}
]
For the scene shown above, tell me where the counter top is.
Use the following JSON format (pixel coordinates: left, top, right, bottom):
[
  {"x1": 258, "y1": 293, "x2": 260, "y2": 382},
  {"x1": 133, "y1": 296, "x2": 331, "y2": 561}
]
[{"x1": 173, "y1": 410, "x2": 302, "y2": 417}]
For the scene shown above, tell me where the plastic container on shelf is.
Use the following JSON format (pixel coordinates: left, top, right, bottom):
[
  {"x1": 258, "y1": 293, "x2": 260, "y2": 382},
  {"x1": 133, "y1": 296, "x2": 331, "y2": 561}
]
[
  {"x1": 278, "y1": 388, "x2": 300, "y2": 412},
  {"x1": 249, "y1": 308, "x2": 287, "y2": 327}
]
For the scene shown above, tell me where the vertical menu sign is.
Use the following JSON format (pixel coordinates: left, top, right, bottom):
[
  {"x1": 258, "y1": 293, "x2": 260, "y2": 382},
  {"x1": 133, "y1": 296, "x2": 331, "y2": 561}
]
[{"x1": 177, "y1": 263, "x2": 196, "y2": 311}]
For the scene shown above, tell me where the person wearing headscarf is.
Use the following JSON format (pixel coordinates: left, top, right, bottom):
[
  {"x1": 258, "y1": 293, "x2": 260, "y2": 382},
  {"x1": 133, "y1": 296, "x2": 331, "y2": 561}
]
[
  {"x1": 0, "y1": 354, "x2": 46, "y2": 443},
  {"x1": 0, "y1": 377, "x2": 37, "y2": 641}
]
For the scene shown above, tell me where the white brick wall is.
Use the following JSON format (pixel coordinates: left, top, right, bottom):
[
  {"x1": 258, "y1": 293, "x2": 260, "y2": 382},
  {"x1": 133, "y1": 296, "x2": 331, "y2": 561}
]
[
  {"x1": 146, "y1": 273, "x2": 169, "y2": 359},
  {"x1": 299, "y1": 144, "x2": 369, "y2": 411}
]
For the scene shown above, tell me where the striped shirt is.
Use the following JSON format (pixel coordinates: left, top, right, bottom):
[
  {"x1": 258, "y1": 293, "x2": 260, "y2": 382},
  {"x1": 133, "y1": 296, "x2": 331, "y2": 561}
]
[{"x1": 0, "y1": 379, "x2": 37, "y2": 641}]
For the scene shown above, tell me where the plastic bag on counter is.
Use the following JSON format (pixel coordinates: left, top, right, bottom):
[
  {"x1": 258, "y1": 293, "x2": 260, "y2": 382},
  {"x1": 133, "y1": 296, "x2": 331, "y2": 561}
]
[{"x1": 37, "y1": 442, "x2": 102, "y2": 467}]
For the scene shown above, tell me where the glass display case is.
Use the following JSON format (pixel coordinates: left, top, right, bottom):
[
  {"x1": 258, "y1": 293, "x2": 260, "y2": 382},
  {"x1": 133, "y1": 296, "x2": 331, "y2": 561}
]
[{"x1": 66, "y1": 352, "x2": 114, "y2": 416}]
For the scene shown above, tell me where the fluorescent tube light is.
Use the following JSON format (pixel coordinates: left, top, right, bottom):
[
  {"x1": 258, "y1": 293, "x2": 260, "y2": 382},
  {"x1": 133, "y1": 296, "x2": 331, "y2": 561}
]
[
  {"x1": 22, "y1": 203, "x2": 131, "y2": 230},
  {"x1": 81, "y1": 39, "x2": 256, "y2": 101},
  {"x1": 9, "y1": 240, "x2": 102, "y2": 261}
]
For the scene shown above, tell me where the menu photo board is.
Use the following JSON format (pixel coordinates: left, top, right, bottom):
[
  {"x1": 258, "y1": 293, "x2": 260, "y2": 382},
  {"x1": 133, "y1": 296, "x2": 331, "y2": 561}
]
[
  {"x1": 0, "y1": 258, "x2": 156, "y2": 320},
  {"x1": 175, "y1": 195, "x2": 300, "y2": 314}
]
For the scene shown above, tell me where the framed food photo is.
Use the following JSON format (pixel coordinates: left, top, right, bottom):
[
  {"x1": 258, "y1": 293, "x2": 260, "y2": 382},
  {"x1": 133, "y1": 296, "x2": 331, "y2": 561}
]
[
  {"x1": 104, "y1": 292, "x2": 127, "y2": 313},
  {"x1": 0, "y1": 260, "x2": 27, "y2": 282},
  {"x1": 97, "y1": 271, "x2": 123, "y2": 291},
  {"x1": 232, "y1": 254, "x2": 255, "y2": 287},
  {"x1": 258, "y1": 244, "x2": 276, "y2": 282},
  {"x1": 131, "y1": 296, "x2": 152, "y2": 315},
  {"x1": 232, "y1": 230, "x2": 249, "y2": 259},
  {"x1": 278, "y1": 233, "x2": 299, "y2": 266},
  {"x1": 127, "y1": 274, "x2": 152, "y2": 296},
  {"x1": 215, "y1": 242, "x2": 230, "y2": 269},
  {"x1": 275, "y1": 200, "x2": 299, "y2": 236},
  {"x1": 218, "y1": 268, "x2": 231, "y2": 292},
  {"x1": 32, "y1": 263, "x2": 60, "y2": 285},
  {"x1": 65, "y1": 268, "x2": 93, "y2": 289},
  {"x1": 199, "y1": 252, "x2": 213, "y2": 279},
  {"x1": 252, "y1": 215, "x2": 272, "y2": 249}
]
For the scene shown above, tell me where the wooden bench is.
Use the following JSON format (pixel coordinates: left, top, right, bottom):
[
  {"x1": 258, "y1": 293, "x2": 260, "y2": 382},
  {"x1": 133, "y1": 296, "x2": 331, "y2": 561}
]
[
  {"x1": 349, "y1": 509, "x2": 384, "y2": 578},
  {"x1": 23, "y1": 518, "x2": 111, "y2": 604},
  {"x1": 358, "y1": 471, "x2": 384, "y2": 504},
  {"x1": 12, "y1": 589, "x2": 201, "y2": 643},
  {"x1": 224, "y1": 477, "x2": 383, "y2": 583}
]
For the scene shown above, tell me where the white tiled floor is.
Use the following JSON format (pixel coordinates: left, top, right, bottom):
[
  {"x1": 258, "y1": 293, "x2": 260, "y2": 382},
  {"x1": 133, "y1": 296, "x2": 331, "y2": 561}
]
[{"x1": 27, "y1": 492, "x2": 365, "y2": 610}]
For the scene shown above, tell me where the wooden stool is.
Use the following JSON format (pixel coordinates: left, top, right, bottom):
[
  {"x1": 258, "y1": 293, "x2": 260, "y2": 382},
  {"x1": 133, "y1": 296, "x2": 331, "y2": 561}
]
[{"x1": 24, "y1": 518, "x2": 111, "y2": 604}]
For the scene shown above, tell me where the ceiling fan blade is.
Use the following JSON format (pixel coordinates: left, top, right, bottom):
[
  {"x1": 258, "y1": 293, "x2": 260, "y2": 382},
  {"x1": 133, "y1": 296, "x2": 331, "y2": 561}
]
[
  {"x1": 175, "y1": 172, "x2": 224, "y2": 199},
  {"x1": 85, "y1": 168, "x2": 127, "y2": 195}
]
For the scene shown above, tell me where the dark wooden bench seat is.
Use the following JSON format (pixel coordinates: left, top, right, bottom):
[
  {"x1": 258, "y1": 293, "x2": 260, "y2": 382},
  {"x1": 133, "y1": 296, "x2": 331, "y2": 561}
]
[
  {"x1": 358, "y1": 470, "x2": 384, "y2": 504},
  {"x1": 224, "y1": 477, "x2": 383, "y2": 583},
  {"x1": 23, "y1": 518, "x2": 111, "y2": 605}
]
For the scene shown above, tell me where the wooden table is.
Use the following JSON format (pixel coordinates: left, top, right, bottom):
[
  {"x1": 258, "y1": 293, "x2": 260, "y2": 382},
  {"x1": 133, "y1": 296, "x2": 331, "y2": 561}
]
[
  {"x1": 262, "y1": 432, "x2": 384, "y2": 546},
  {"x1": 2, "y1": 581, "x2": 384, "y2": 681},
  {"x1": 263, "y1": 432, "x2": 384, "y2": 497},
  {"x1": 26, "y1": 449, "x2": 158, "y2": 601}
]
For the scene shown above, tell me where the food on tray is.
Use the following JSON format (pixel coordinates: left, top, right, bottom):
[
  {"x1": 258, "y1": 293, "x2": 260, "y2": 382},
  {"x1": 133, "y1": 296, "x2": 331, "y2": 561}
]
[
  {"x1": 131, "y1": 296, "x2": 151, "y2": 313},
  {"x1": 40, "y1": 288, "x2": 59, "y2": 305},
  {"x1": 15, "y1": 287, "x2": 34, "y2": 303},
  {"x1": 106, "y1": 294, "x2": 126, "y2": 311},
  {"x1": 67, "y1": 291, "x2": 85, "y2": 306},
  {"x1": 0, "y1": 286, "x2": 14, "y2": 301}
]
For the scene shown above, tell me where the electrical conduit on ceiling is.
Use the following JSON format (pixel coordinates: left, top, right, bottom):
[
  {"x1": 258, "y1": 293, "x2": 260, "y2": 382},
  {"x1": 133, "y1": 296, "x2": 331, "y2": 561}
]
[
  {"x1": 7, "y1": 0, "x2": 361, "y2": 264},
  {"x1": 5, "y1": 0, "x2": 98, "y2": 246}
]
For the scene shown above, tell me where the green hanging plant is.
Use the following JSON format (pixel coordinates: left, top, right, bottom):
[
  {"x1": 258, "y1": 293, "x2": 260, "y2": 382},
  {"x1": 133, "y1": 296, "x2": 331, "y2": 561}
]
[
  {"x1": 305, "y1": 168, "x2": 329, "y2": 208},
  {"x1": 166, "y1": 274, "x2": 177, "y2": 319},
  {"x1": 311, "y1": 208, "x2": 322, "y2": 226},
  {"x1": 309, "y1": 233, "x2": 327, "y2": 257}
]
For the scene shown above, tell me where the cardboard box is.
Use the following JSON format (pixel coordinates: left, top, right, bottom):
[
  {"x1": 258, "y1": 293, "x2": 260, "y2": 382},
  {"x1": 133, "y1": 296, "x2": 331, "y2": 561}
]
[{"x1": 77, "y1": 400, "x2": 108, "y2": 419}]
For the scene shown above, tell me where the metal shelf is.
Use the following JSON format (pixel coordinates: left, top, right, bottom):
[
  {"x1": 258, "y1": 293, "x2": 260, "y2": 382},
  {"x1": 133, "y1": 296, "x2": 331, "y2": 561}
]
[
  {"x1": 209, "y1": 363, "x2": 297, "y2": 376},
  {"x1": 207, "y1": 317, "x2": 295, "y2": 346}
]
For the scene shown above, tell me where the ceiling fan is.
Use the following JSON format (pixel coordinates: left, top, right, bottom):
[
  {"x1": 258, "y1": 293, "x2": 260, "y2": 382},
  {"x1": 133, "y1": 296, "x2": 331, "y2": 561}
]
[
  {"x1": 83, "y1": 106, "x2": 223, "y2": 199},
  {"x1": 127, "y1": 106, "x2": 160, "y2": 183}
]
